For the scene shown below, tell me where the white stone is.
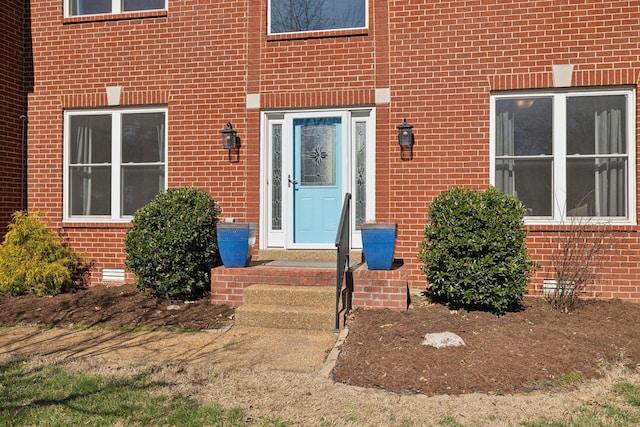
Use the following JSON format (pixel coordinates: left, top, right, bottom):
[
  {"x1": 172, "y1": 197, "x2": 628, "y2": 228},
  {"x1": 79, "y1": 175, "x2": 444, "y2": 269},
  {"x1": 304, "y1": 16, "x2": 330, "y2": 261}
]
[
  {"x1": 375, "y1": 88, "x2": 391, "y2": 104},
  {"x1": 422, "y1": 332, "x2": 465, "y2": 348},
  {"x1": 246, "y1": 93, "x2": 260, "y2": 109},
  {"x1": 106, "y1": 86, "x2": 122, "y2": 105},
  {"x1": 166, "y1": 305, "x2": 181, "y2": 311},
  {"x1": 552, "y1": 64, "x2": 573, "y2": 87}
]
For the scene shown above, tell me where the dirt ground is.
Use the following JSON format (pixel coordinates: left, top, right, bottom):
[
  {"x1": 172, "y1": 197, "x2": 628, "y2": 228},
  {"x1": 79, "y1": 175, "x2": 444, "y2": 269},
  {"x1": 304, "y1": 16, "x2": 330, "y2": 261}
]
[
  {"x1": 2, "y1": 284, "x2": 640, "y2": 425},
  {"x1": 1, "y1": 284, "x2": 640, "y2": 397}
]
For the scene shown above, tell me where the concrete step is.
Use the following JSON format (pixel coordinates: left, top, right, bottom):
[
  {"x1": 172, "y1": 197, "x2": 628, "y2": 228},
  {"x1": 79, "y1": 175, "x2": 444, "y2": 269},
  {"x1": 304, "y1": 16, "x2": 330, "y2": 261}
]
[
  {"x1": 235, "y1": 284, "x2": 341, "y2": 331},
  {"x1": 242, "y1": 284, "x2": 336, "y2": 308},
  {"x1": 235, "y1": 304, "x2": 337, "y2": 331}
]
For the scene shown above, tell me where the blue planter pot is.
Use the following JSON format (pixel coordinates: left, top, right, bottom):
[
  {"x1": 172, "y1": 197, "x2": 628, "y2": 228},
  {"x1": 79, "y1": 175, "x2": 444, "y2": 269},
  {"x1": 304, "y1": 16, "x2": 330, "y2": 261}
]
[
  {"x1": 361, "y1": 223, "x2": 397, "y2": 270},
  {"x1": 217, "y1": 223, "x2": 256, "y2": 268}
]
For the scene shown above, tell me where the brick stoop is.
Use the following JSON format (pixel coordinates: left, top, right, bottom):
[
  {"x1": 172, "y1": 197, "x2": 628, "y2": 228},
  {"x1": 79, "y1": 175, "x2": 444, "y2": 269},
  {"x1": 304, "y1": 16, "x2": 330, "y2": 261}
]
[
  {"x1": 211, "y1": 259, "x2": 411, "y2": 319},
  {"x1": 211, "y1": 262, "x2": 338, "y2": 307},
  {"x1": 235, "y1": 284, "x2": 340, "y2": 331}
]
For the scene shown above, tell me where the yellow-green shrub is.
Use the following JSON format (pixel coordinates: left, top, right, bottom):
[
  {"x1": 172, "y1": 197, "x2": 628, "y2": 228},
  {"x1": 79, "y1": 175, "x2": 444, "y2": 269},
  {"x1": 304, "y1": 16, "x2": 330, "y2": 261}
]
[{"x1": 0, "y1": 211, "x2": 89, "y2": 296}]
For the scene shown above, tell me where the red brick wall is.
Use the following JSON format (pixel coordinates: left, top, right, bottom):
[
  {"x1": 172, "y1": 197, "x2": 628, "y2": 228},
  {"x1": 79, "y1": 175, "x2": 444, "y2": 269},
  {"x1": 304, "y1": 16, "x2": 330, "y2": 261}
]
[
  {"x1": 386, "y1": 1, "x2": 640, "y2": 300},
  {"x1": 0, "y1": 2, "x2": 26, "y2": 234},
  {"x1": 527, "y1": 228, "x2": 640, "y2": 301},
  {"x1": 28, "y1": 0, "x2": 640, "y2": 300},
  {"x1": 28, "y1": 1, "x2": 249, "y2": 281}
]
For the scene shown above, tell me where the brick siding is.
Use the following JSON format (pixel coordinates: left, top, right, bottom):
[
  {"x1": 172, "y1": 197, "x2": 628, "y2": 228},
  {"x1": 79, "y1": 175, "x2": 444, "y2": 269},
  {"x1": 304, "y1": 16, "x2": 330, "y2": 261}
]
[
  {"x1": 27, "y1": 1, "x2": 640, "y2": 301},
  {"x1": 0, "y1": 2, "x2": 26, "y2": 234}
]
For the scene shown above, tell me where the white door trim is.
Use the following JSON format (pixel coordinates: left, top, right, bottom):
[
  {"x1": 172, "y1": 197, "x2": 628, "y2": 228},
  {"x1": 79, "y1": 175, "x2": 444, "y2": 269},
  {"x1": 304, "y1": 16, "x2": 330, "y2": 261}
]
[{"x1": 259, "y1": 107, "x2": 376, "y2": 250}]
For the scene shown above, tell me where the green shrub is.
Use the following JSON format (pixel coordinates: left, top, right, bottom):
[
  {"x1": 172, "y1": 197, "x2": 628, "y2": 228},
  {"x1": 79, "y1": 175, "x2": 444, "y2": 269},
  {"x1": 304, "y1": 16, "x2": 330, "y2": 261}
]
[
  {"x1": 0, "y1": 211, "x2": 89, "y2": 296},
  {"x1": 419, "y1": 186, "x2": 536, "y2": 313},
  {"x1": 125, "y1": 187, "x2": 221, "y2": 300}
]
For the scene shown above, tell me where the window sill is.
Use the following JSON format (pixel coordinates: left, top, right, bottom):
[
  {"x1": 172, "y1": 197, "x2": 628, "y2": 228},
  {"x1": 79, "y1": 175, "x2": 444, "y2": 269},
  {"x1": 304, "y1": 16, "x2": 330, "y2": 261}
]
[
  {"x1": 63, "y1": 10, "x2": 167, "y2": 25},
  {"x1": 62, "y1": 221, "x2": 132, "y2": 230},
  {"x1": 524, "y1": 221, "x2": 637, "y2": 232},
  {"x1": 267, "y1": 27, "x2": 368, "y2": 42}
]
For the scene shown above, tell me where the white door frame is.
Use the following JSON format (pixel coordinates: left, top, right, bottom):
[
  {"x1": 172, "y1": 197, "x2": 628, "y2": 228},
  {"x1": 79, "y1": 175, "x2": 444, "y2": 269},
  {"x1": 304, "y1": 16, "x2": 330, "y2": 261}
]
[{"x1": 259, "y1": 107, "x2": 376, "y2": 250}]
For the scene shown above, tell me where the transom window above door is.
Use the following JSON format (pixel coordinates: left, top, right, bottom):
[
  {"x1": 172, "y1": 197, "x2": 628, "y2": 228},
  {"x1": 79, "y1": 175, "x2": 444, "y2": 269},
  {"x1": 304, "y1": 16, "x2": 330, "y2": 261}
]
[
  {"x1": 268, "y1": 0, "x2": 367, "y2": 34},
  {"x1": 491, "y1": 88, "x2": 636, "y2": 224},
  {"x1": 66, "y1": 0, "x2": 166, "y2": 17}
]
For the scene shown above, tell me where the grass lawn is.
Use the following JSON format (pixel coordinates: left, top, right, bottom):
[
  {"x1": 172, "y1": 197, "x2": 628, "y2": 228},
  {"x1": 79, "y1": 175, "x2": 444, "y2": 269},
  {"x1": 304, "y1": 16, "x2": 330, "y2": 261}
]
[
  {"x1": 0, "y1": 360, "x2": 287, "y2": 427},
  {"x1": 1, "y1": 359, "x2": 640, "y2": 426}
]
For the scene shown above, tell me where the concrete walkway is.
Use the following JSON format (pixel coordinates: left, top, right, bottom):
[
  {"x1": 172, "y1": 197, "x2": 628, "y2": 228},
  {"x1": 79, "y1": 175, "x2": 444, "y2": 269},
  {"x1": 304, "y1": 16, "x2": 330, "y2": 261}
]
[{"x1": 0, "y1": 325, "x2": 345, "y2": 375}]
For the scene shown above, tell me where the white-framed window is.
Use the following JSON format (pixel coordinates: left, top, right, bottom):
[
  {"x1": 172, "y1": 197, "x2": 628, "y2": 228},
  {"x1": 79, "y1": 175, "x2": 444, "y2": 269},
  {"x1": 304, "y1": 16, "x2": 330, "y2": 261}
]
[
  {"x1": 490, "y1": 87, "x2": 636, "y2": 224},
  {"x1": 268, "y1": 0, "x2": 367, "y2": 35},
  {"x1": 65, "y1": 0, "x2": 166, "y2": 17},
  {"x1": 64, "y1": 107, "x2": 167, "y2": 221}
]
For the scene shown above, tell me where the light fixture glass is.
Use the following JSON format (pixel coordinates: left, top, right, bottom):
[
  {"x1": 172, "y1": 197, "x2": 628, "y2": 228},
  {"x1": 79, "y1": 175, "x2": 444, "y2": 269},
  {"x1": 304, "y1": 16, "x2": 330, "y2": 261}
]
[{"x1": 515, "y1": 99, "x2": 535, "y2": 109}]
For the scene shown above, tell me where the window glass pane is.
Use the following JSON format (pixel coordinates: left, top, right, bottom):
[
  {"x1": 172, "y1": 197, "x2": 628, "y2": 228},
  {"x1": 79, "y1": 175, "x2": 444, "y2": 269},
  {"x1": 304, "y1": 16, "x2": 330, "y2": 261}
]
[
  {"x1": 121, "y1": 165, "x2": 165, "y2": 216},
  {"x1": 271, "y1": 124, "x2": 282, "y2": 230},
  {"x1": 122, "y1": 0, "x2": 165, "y2": 12},
  {"x1": 567, "y1": 95, "x2": 626, "y2": 155},
  {"x1": 355, "y1": 121, "x2": 367, "y2": 229},
  {"x1": 70, "y1": 0, "x2": 111, "y2": 15},
  {"x1": 567, "y1": 157, "x2": 627, "y2": 217},
  {"x1": 495, "y1": 97, "x2": 553, "y2": 217},
  {"x1": 495, "y1": 159, "x2": 552, "y2": 216},
  {"x1": 495, "y1": 98, "x2": 552, "y2": 156},
  {"x1": 270, "y1": 0, "x2": 366, "y2": 33},
  {"x1": 70, "y1": 166, "x2": 111, "y2": 215},
  {"x1": 300, "y1": 120, "x2": 338, "y2": 187},
  {"x1": 122, "y1": 112, "x2": 166, "y2": 163},
  {"x1": 69, "y1": 115, "x2": 112, "y2": 164}
]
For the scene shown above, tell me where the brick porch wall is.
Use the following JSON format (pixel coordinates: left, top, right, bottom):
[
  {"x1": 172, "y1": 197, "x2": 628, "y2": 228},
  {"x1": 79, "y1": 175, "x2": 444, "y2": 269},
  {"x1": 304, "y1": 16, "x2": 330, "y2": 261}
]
[{"x1": 211, "y1": 263, "x2": 409, "y2": 312}]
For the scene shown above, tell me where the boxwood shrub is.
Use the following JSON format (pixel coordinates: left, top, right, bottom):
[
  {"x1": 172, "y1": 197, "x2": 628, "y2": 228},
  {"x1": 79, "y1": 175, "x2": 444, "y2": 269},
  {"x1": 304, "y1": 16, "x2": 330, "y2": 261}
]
[
  {"x1": 125, "y1": 187, "x2": 221, "y2": 300},
  {"x1": 419, "y1": 186, "x2": 536, "y2": 313}
]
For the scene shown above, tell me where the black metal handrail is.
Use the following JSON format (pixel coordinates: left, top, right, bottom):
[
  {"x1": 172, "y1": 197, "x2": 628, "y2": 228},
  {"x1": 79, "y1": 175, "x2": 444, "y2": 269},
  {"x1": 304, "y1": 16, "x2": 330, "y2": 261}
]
[{"x1": 334, "y1": 193, "x2": 352, "y2": 332}]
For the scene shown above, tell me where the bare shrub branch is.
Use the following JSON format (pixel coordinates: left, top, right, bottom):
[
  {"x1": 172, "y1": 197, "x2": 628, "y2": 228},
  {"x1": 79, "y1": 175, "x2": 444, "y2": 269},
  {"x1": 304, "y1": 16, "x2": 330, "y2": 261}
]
[{"x1": 547, "y1": 195, "x2": 616, "y2": 312}]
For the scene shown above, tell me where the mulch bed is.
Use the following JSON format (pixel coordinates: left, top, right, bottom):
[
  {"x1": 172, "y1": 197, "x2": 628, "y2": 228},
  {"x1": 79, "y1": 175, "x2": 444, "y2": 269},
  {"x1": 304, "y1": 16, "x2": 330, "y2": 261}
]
[
  {"x1": 1, "y1": 284, "x2": 639, "y2": 396},
  {"x1": 334, "y1": 296, "x2": 640, "y2": 395},
  {"x1": 0, "y1": 284, "x2": 234, "y2": 331}
]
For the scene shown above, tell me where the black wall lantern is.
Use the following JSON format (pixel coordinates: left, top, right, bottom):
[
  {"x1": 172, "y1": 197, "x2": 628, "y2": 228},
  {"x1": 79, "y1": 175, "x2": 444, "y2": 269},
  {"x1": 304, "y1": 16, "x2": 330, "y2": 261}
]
[
  {"x1": 397, "y1": 118, "x2": 414, "y2": 160},
  {"x1": 221, "y1": 122, "x2": 240, "y2": 163}
]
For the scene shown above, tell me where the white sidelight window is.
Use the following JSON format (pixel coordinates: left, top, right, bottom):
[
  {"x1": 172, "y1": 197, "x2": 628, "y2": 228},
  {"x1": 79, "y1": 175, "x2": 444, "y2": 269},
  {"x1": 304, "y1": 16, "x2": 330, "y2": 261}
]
[
  {"x1": 64, "y1": 107, "x2": 167, "y2": 221},
  {"x1": 268, "y1": 0, "x2": 367, "y2": 34},
  {"x1": 491, "y1": 88, "x2": 635, "y2": 224},
  {"x1": 66, "y1": 0, "x2": 166, "y2": 17}
]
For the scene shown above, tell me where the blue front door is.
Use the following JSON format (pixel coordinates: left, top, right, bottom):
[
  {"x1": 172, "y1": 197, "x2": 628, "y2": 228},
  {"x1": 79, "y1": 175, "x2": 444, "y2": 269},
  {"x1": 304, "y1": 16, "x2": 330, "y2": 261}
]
[{"x1": 293, "y1": 117, "x2": 342, "y2": 244}]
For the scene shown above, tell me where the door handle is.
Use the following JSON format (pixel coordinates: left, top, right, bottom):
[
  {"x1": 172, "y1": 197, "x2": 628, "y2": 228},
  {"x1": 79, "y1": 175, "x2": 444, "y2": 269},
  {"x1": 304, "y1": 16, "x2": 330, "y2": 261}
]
[{"x1": 287, "y1": 175, "x2": 298, "y2": 188}]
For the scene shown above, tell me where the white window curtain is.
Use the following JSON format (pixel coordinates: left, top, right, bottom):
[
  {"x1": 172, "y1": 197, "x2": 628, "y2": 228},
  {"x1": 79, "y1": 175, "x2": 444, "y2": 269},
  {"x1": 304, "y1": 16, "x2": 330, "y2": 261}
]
[
  {"x1": 495, "y1": 110, "x2": 515, "y2": 196},
  {"x1": 75, "y1": 120, "x2": 93, "y2": 215},
  {"x1": 156, "y1": 119, "x2": 165, "y2": 191},
  {"x1": 595, "y1": 105, "x2": 624, "y2": 216}
]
